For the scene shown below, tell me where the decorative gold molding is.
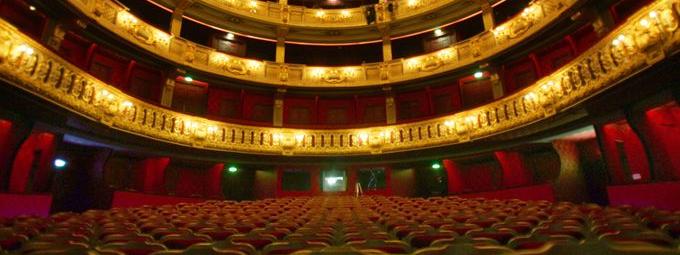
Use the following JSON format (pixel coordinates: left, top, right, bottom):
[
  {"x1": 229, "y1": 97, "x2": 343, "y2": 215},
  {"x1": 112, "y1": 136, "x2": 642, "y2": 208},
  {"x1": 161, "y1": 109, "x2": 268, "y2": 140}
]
[
  {"x1": 197, "y1": 0, "x2": 463, "y2": 28},
  {"x1": 1, "y1": 0, "x2": 678, "y2": 156},
  {"x1": 67, "y1": 0, "x2": 577, "y2": 88}
]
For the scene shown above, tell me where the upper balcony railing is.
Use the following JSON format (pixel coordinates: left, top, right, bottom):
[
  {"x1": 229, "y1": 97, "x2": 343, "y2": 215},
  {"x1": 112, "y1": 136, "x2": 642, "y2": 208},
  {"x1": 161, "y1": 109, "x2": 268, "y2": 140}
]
[
  {"x1": 194, "y1": 0, "x2": 483, "y2": 28},
  {"x1": 2, "y1": 0, "x2": 677, "y2": 156},
  {"x1": 68, "y1": 0, "x2": 578, "y2": 88}
]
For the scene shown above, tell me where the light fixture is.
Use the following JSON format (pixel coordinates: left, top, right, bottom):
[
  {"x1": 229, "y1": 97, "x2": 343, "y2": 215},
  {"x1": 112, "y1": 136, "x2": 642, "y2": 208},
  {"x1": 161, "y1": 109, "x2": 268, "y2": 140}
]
[
  {"x1": 434, "y1": 28, "x2": 444, "y2": 37},
  {"x1": 639, "y1": 19, "x2": 650, "y2": 28},
  {"x1": 295, "y1": 133, "x2": 305, "y2": 143},
  {"x1": 340, "y1": 10, "x2": 350, "y2": 17},
  {"x1": 228, "y1": 166, "x2": 238, "y2": 173},
  {"x1": 29, "y1": 5, "x2": 36, "y2": 11},
  {"x1": 632, "y1": 173, "x2": 642, "y2": 180},
  {"x1": 325, "y1": 176, "x2": 343, "y2": 185},
  {"x1": 184, "y1": 76, "x2": 193, "y2": 82},
  {"x1": 431, "y1": 162, "x2": 441, "y2": 169},
  {"x1": 649, "y1": 11, "x2": 658, "y2": 18},
  {"x1": 54, "y1": 158, "x2": 67, "y2": 169},
  {"x1": 225, "y1": 33, "x2": 235, "y2": 40},
  {"x1": 315, "y1": 10, "x2": 325, "y2": 18},
  {"x1": 474, "y1": 71, "x2": 484, "y2": 79}
]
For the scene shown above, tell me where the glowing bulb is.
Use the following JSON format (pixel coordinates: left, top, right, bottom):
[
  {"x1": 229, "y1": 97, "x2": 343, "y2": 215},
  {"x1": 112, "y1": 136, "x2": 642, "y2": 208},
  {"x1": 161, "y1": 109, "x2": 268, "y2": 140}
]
[
  {"x1": 184, "y1": 76, "x2": 193, "y2": 82},
  {"x1": 474, "y1": 71, "x2": 484, "y2": 79},
  {"x1": 649, "y1": 11, "x2": 658, "y2": 18},
  {"x1": 434, "y1": 28, "x2": 444, "y2": 37},
  {"x1": 316, "y1": 10, "x2": 325, "y2": 17},
  {"x1": 431, "y1": 163, "x2": 441, "y2": 169},
  {"x1": 15, "y1": 44, "x2": 34, "y2": 55},
  {"x1": 122, "y1": 101, "x2": 133, "y2": 108},
  {"x1": 640, "y1": 19, "x2": 650, "y2": 28},
  {"x1": 358, "y1": 132, "x2": 369, "y2": 142},
  {"x1": 340, "y1": 10, "x2": 350, "y2": 17},
  {"x1": 444, "y1": 120, "x2": 454, "y2": 128},
  {"x1": 29, "y1": 5, "x2": 36, "y2": 11},
  {"x1": 228, "y1": 166, "x2": 238, "y2": 173},
  {"x1": 295, "y1": 133, "x2": 305, "y2": 143},
  {"x1": 226, "y1": 33, "x2": 235, "y2": 40},
  {"x1": 248, "y1": 0, "x2": 258, "y2": 8},
  {"x1": 54, "y1": 158, "x2": 67, "y2": 168}
]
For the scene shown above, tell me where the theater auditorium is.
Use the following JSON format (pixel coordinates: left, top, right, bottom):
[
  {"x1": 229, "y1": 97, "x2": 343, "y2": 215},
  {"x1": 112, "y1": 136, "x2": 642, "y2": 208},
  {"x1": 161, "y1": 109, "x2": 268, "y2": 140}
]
[{"x1": 0, "y1": 0, "x2": 680, "y2": 254}]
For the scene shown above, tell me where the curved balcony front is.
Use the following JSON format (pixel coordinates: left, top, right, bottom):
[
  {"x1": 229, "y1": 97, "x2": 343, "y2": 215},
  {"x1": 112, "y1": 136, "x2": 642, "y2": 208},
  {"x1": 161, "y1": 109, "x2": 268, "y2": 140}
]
[
  {"x1": 66, "y1": 0, "x2": 579, "y2": 88},
  {"x1": 148, "y1": 0, "x2": 501, "y2": 43},
  {"x1": 2, "y1": 0, "x2": 678, "y2": 156}
]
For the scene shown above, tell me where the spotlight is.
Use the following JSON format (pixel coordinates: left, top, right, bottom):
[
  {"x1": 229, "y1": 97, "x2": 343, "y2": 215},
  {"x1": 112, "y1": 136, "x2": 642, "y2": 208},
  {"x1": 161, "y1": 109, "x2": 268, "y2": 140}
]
[
  {"x1": 54, "y1": 158, "x2": 67, "y2": 169},
  {"x1": 431, "y1": 162, "x2": 441, "y2": 169},
  {"x1": 474, "y1": 71, "x2": 484, "y2": 79},
  {"x1": 228, "y1": 166, "x2": 238, "y2": 173},
  {"x1": 184, "y1": 76, "x2": 193, "y2": 82},
  {"x1": 29, "y1": 5, "x2": 36, "y2": 11}
]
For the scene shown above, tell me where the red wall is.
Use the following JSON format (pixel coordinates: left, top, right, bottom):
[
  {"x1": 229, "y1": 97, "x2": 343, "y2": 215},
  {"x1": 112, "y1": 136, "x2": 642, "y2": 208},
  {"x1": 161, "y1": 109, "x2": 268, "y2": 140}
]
[
  {"x1": 495, "y1": 151, "x2": 533, "y2": 188},
  {"x1": 600, "y1": 120, "x2": 651, "y2": 184},
  {"x1": 9, "y1": 132, "x2": 56, "y2": 193},
  {"x1": 643, "y1": 103, "x2": 680, "y2": 180},
  {"x1": 0, "y1": 120, "x2": 14, "y2": 186},
  {"x1": 0, "y1": 193, "x2": 52, "y2": 217},
  {"x1": 134, "y1": 157, "x2": 170, "y2": 194},
  {"x1": 608, "y1": 181, "x2": 680, "y2": 210}
]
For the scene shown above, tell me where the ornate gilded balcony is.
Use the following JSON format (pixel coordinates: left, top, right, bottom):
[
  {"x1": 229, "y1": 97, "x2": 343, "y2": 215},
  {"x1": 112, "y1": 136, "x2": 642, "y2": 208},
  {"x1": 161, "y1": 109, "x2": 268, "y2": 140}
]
[
  {"x1": 67, "y1": 0, "x2": 578, "y2": 88},
  {"x1": 149, "y1": 0, "x2": 501, "y2": 42},
  {"x1": 2, "y1": 0, "x2": 678, "y2": 156}
]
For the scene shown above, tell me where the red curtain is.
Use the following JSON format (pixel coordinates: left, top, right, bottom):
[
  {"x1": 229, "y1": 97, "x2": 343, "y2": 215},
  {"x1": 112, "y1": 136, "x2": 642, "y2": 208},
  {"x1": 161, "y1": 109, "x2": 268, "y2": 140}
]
[{"x1": 9, "y1": 132, "x2": 56, "y2": 193}]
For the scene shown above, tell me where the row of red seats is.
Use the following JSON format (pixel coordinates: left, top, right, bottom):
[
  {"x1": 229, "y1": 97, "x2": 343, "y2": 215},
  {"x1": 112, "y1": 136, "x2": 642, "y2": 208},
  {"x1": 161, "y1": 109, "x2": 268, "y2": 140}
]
[{"x1": 1, "y1": 196, "x2": 679, "y2": 254}]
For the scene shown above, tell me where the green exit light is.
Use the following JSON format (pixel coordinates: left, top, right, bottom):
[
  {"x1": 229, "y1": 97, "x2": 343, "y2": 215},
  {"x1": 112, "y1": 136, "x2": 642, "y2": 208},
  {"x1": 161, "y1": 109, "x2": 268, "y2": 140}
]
[
  {"x1": 431, "y1": 163, "x2": 441, "y2": 169},
  {"x1": 228, "y1": 166, "x2": 238, "y2": 173}
]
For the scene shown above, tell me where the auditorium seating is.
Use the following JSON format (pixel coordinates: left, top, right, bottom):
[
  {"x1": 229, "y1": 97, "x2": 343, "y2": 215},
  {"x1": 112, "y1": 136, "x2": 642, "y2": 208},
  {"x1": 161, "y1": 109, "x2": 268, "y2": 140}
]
[{"x1": 0, "y1": 196, "x2": 679, "y2": 254}]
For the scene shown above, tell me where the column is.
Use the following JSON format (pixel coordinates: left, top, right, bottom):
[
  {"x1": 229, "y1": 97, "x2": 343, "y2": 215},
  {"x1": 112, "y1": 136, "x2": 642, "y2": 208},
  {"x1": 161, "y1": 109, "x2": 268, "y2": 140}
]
[
  {"x1": 378, "y1": 24, "x2": 392, "y2": 61},
  {"x1": 384, "y1": 87, "x2": 396, "y2": 124},
  {"x1": 480, "y1": 1, "x2": 495, "y2": 30},
  {"x1": 161, "y1": 78, "x2": 175, "y2": 107},
  {"x1": 273, "y1": 88, "x2": 285, "y2": 127},
  {"x1": 382, "y1": 35, "x2": 393, "y2": 61},
  {"x1": 490, "y1": 72, "x2": 504, "y2": 99},
  {"x1": 170, "y1": 0, "x2": 194, "y2": 36},
  {"x1": 276, "y1": 38, "x2": 286, "y2": 63},
  {"x1": 275, "y1": 26, "x2": 288, "y2": 64},
  {"x1": 43, "y1": 21, "x2": 65, "y2": 50},
  {"x1": 552, "y1": 140, "x2": 589, "y2": 203}
]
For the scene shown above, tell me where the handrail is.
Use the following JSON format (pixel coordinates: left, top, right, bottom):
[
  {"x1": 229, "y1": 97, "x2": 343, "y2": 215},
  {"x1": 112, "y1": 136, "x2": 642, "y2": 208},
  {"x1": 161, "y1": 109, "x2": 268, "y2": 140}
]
[
  {"x1": 66, "y1": 0, "x2": 578, "y2": 88},
  {"x1": 1, "y1": 0, "x2": 677, "y2": 156}
]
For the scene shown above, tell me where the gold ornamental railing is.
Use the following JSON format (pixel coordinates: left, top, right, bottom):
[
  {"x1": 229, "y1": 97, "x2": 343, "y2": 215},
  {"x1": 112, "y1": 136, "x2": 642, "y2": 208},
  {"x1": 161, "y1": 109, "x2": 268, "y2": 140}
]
[
  {"x1": 67, "y1": 0, "x2": 577, "y2": 88},
  {"x1": 196, "y1": 0, "x2": 481, "y2": 28},
  {"x1": 1, "y1": 0, "x2": 678, "y2": 156}
]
